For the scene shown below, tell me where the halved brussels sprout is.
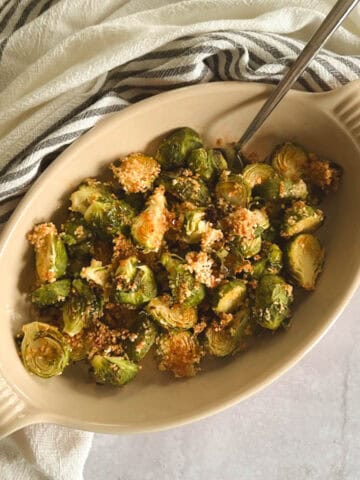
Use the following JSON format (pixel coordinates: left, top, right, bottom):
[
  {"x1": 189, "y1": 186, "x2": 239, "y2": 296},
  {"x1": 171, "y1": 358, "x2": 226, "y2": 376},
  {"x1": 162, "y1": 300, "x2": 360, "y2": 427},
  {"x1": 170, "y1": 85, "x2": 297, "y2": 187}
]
[
  {"x1": 233, "y1": 235, "x2": 262, "y2": 259},
  {"x1": 27, "y1": 223, "x2": 68, "y2": 284},
  {"x1": 145, "y1": 294, "x2": 198, "y2": 330},
  {"x1": 111, "y1": 153, "x2": 161, "y2": 193},
  {"x1": 159, "y1": 170, "x2": 210, "y2": 206},
  {"x1": 155, "y1": 127, "x2": 203, "y2": 170},
  {"x1": 131, "y1": 186, "x2": 168, "y2": 252},
  {"x1": 187, "y1": 148, "x2": 227, "y2": 182},
  {"x1": 215, "y1": 172, "x2": 250, "y2": 208},
  {"x1": 280, "y1": 201, "x2": 324, "y2": 238},
  {"x1": 62, "y1": 279, "x2": 103, "y2": 337},
  {"x1": 205, "y1": 307, "x2": 252, "y2": 357},
  {"x1": 156, "y1": 331, "x2": 202, "y2": 378},
  {"x1": 256, "y1": 176, "x2": 308, "y2": 202},
  {"x1": 125, "y1": 317, "x2": 157, "y2": 362},
  {"x1": 271, "y1": 142, "x2": 308, "y2": 180},
  {"x1": 80, "y1": 259, "x2": 111, "y2": 288},
  {"x1": 114, "y1": 256, "x2": 157, "y2": 306},
  {"x1": 31, "y1": 279, "x2": 71, "y2": 306},
  {"x1": 225, "y1": 207, "x2": 269, "y2": 239},
  {"x1": 21, "y1": 322, "x2": 70, "y2": 378},
  {"x1": 182, "y1": 209, "x2": 208, "y2": 244},
  {"x1": 254, "y1": 274, "x2": 293, "y2": 330},
  {"x1": 90, "y1": 355, "x2": 138, "y2": 386},
  {"x1": 160, "y1": 252, "x2": 205, "y2": 307},
  {"x1": 214, "y1": 145, "x2": 244, "y2": 173},
  {"x1": 285, "y1": 233, "x2": 325, "y2": 290},
  {"x1": 83, "y1": 198, "x2": 135, "y2": 238},
  {"x1": 69, "y1": 180, "x2": 115, "y2": 215},
  {"x1": 305, "y1": 153, "x2": 342, "y2": 191},
  {"x1": 212, "y1": 280, "x2": 247, "y2": 313},
  {"x1": 243, "y1": 163, "x2": 276, "y2": 188},
  {"x1": 61, "y1": 213, "x2": 93, "y2": 246},
  {"x1": 252, "y1": 243, "x2": 283, "y2": 278}
]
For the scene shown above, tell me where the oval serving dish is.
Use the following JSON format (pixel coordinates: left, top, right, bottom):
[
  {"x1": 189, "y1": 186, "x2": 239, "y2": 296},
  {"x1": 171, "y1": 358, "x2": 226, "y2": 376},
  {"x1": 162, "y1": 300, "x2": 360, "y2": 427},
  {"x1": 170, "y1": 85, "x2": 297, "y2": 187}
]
[{"x1": 1, "y1": 81, "x2": 360, "y2": 438}]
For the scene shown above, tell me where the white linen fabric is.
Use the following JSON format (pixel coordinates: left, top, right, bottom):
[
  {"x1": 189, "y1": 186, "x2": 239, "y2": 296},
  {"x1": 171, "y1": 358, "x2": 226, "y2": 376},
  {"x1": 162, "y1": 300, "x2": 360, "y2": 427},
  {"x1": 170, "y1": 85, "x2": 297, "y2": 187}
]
[{"x1": 0, "y1": 1, "x2": 359, "y2": 479}]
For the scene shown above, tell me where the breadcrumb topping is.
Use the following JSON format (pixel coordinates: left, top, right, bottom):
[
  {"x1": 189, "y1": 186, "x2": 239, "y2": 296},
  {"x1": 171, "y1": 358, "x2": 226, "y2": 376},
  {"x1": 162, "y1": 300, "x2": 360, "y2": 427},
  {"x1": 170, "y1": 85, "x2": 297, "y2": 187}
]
[
  {"x1": 201, "y1": 223, "x2": 223, "y2": 251},
  {"x1": 111, "y1": 153, "x2": 160, "y2": 194},
  {"x1": 225, "y1": 208, "x2": 259, "y2": 240},
  {"x1": 27, "y1": 223, "x2": 57, "y2": 250},
  {"x1": 307, "y1": 153, "x2": 340, "y2": 191},
  {"x1": 185, "y1": 251, "x2": 217, "y2": 288}
]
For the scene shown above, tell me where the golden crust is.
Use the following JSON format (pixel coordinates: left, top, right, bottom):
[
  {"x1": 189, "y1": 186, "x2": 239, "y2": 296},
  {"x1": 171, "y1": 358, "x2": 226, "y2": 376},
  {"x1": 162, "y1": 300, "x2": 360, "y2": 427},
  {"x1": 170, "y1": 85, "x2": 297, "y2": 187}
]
[{"x1": 111, "y1": 153, "x2": 160, "y2": 193}]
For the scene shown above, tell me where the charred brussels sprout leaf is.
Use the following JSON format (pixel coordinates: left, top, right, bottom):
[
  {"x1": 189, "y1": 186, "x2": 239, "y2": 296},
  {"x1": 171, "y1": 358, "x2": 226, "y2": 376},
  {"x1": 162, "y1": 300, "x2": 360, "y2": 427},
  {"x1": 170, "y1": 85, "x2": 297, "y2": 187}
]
[
  {"x1": 156, "y1": 331, "x2": 202, "y2": 378},
  {"x1": 271, "y1": 142, "x2": 308, "y2": 180},
  {"x1": 62, "y1": 279, "x2": 103, "y2": 336},
  {"x1": 254, "y1": 274, "x2": 293, "y2": 330},
  {"x1": 280, "y1": 201, "x2": 324, "y2": 238},
  {"x1": 125, "y1": 317, "x2": 157, "y2": 362},
  {"x1": 215, "y1": 173, "x2": 250, "y2": 208},
  {"x1": 285, "y1": 233, "x2": 325, "y2": 290},
  {"x1": 159, "y1": 170, "x2": 210, "y2": 207},
  {"x1": 205, "y1": 307, "x2": 252, "y2": 357},
  {"x1": 31, "y1": 279, "x2": 71, "y2": 306},
  {"x1": 131, "y1": 186, "x2": 168, "y2": 252},
  {"x1": 155, "y1": 127, "x2": 203, "y2": 170},
  {"x1": 187, "y1": 148, "x2": 227, "y2": 182},
  {"x1": 90, "y1": 355, "x2": 138, "y2": 386},
  {"x1": 114, "y1": 256, "x2": 157, "y2": 306},
  {"x1": 212, "y1": 280, "x2": 247, "y2": 313},
  {"x1": 145, "y1": 294, "x2": 198, "y2": 330},
  {"x1": 21, "y1": 322, "x2": 70, "y2": 378},
  {"x1": 160, "y1": 252, "x2": 205, "y2": 307},
  {"x1": 110, "y1": 153, "x2": 161, "y2": 194},
  {"x1": 27, "y1": 223, "x2": 68, "y2": 284},
  {"x1": 243, "y1": 163, "x2": 276, "y2": 188}
]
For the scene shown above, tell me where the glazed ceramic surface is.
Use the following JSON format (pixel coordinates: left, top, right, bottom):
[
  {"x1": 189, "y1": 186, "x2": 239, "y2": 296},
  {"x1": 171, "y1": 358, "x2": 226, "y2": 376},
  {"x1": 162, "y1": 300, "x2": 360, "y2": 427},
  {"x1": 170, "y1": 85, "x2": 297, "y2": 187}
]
[{"x1": 1, "y1": 81, "x2": 360, "y2": 437}]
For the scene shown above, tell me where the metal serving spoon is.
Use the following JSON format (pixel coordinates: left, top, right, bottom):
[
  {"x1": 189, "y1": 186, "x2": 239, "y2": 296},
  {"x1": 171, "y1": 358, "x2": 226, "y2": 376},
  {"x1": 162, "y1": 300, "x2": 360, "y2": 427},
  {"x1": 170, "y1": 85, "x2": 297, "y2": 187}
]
[{"x1": 237, "y1": 0, "x2": 359, "y2": 151}]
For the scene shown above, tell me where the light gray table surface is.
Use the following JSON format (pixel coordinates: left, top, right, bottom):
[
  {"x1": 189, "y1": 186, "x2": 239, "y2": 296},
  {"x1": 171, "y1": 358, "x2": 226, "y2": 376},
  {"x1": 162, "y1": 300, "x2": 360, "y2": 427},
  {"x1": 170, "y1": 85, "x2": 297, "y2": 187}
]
[{"x1": 84, "y1": 287, "x2": 360, "y2": 480}]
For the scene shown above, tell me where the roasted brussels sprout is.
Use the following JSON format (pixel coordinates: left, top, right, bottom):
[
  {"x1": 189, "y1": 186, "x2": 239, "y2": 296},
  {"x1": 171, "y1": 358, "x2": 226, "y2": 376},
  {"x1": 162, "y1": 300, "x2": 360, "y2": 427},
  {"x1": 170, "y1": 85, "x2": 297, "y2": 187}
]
[
  {"x1": 146, "y1": 294, "x2": 198, "y2": 329},
  {"x1": 214, "y1": 145, "x2": 244, "y2": 173},
  {"x1": 131, "y1": 185, "x2": 168, "y2": 252},
  {"x1": 271, "y1": 142, "x2": 308, "y2": 180},
  {"x1": 90, "y1": 355, "x2": 138, "y2": 386},
  {"x1": 83, "y1": 197, "x2": 135, "y2": 237},
  {"x1": 243, "y1": 163, "x2": 276, "y2": 188},
  {"x1": 233, "y1": 235, "x2": 262, "y2": 259},
  {"x1": 187, "y1": 148, "x2": 227, "y2": 182},
  {"x1": 111, "y1": 153, "x2": 161, "y2": 194},
  {"x1": 256, "y1": 176, "x2": 308, "y2": 202},
  {"x1": 27, "y1": 223, "x2": 68, "y2": 284},
  {"x1": 285, "y1": 233, "x2": 325, "y2": 290},
  {"x1": 212, "y1": 280, "x2": 247, "y2": 314},
  {"x1": 254, "y1": 274, "x2": 293, "y2": 330},
  {"x1": 156, "y1": 331, "x2": 202, "y2": 378},
  {"x1": 159, "y1": 170, "x2": 210, "y2": 206},
  {"x1": 160, "y1": 252, "x2": 205, "y2": 307},
  {"x1": 155, "y1": 127, "x2": 203, "y2": 169},
  {"x1": 305, "y1": 153, "x2": 342, "y2": 191},
  {"x1": 125, "y1": 317, "x2": 157, "y2": 362},
  {"x1": 114, "y1": 256, "x2": 157, "y2": 306},
  {"x1": 31, "y1": 278, "x2": 71, "y2": 306},
  {"x1": 252, "y1": 243, "x2": 283, "y2": 278},
  {"x1": 215, "y1": 172, "x2": 250, "y2": 208},
  {"x1": 280, "y1": 201, "x2": 324, "y2": 238},
  {"x1": 181, "y1": 208, "x2": 208, "y2": 244},
  {"x1": 21, "y1": 322, "x2": 70, "y2": 378},
  {"x1": 205, "y1": 307, "x2": 252, "y2": 357},
  {"x1": 61, "y1": 213, "x2": 93, "y2": 246},
  {"x1": 69, "y1": 180, "x2": 114, "y2": 214},
  {"x1": 80, "y1": 259, "x2": 110, "y2": 288},
  {"x1": 62, "y1": 279, "x2": 103, "y2": 336}
]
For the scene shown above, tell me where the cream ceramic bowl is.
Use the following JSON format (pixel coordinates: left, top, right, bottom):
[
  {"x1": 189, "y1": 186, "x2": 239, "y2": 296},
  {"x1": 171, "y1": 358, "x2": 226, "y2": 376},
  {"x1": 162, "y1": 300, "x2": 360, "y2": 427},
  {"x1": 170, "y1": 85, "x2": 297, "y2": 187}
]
[{"x1": 1, "y1": 81, "x2": 360, "y2": 438}]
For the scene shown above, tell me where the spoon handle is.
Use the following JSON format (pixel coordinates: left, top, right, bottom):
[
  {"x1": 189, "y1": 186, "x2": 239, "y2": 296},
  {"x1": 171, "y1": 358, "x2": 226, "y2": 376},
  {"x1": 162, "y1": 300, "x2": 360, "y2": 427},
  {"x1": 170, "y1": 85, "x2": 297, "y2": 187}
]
[{"x1": 238, "y1": 0, "x2": 360, "y2": 147}]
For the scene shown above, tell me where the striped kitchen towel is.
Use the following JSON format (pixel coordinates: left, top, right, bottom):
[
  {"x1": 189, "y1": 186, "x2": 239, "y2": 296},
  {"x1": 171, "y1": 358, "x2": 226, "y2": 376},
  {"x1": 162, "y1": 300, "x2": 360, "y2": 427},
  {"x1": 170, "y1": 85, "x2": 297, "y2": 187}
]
[{"x1": 0, "y1": 0, "x2": 360, "y2": 230}]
